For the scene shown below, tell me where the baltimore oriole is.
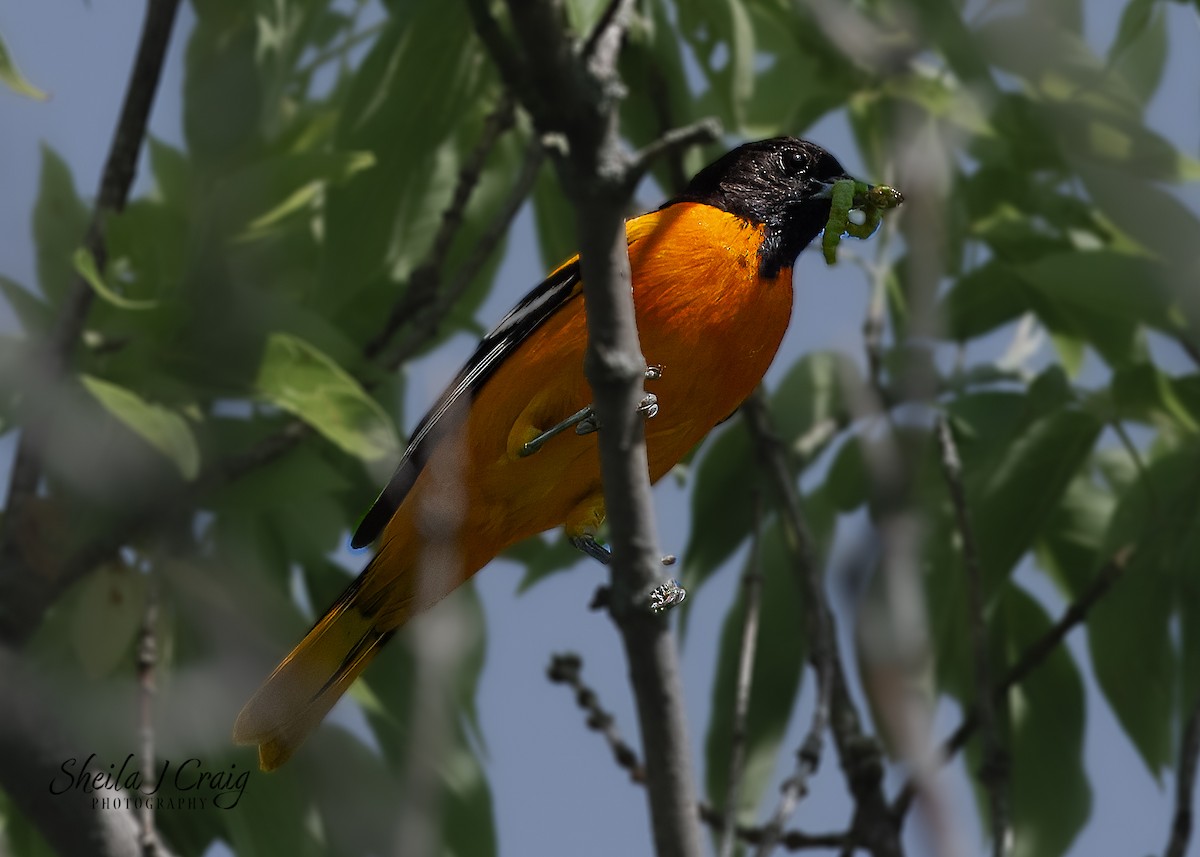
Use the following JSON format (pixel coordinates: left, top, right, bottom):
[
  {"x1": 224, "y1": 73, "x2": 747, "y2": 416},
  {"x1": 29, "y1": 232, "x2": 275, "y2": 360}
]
[{"x1": 234, "y1": 137, "x2": 897, "y2": 770}]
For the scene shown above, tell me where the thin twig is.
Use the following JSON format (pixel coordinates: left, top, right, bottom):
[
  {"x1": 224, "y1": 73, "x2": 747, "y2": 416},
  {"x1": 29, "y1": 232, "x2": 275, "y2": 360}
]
[
  {"x1": 294, "y1": 21, "x2": 386, "y2": 79},
  {"x1": 384, "y1": 138, "x2": 546, "y2": 372},
  {"x1": 892, "y1": 546, "x2": 1135, "y2": 819},
  {"x1": 701, "y1": 803, "x2": 851, "y2": 852},
  {"x1": 741, "y1": 389, "x2": 900, "y2": 857},
  {"x1": 548, "y1": 654, "x2": 850, "y2": 851},
  {"x1": 625, "y1": 118, "x2": 722, "y2": 189},
  {"x1": 719, "y1": 492, "x2": 766, "y2": 857},
  {"x1": 548, "y1": 653, "x2": 645, "y2": 783},
  {"x1": 365, "y1": 94, "x2": 517, "y2": 361},
  {"x1": 1, "y1": 0, "x2": 182, "y2": 567},
  {"x1": 136, "y1": 570, "x2": 159, "y2": 857},
  {"x1": 1165, "y1": 690, "x2": 1200, "y2": 857},
  {"x1": 935, "y1": 415, "x2": 1009, "y2": 857}
]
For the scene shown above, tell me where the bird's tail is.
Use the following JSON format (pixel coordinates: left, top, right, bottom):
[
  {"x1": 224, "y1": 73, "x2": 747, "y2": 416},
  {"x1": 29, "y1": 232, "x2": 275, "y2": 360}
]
[{"x1": 233, "y1": 569, "x2": 395, "y2": 771}]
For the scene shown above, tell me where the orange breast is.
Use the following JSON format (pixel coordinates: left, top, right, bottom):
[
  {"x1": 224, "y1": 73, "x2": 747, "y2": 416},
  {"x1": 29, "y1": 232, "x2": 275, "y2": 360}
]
[{"x1": 381, "y1": 203, "x2": 794, "y2": 586}]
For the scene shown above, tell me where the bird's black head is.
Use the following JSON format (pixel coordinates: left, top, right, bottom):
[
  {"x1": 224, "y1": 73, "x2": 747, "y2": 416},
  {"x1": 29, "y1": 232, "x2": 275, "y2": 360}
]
[{"x1": 669, "y1": 137, "x2": 855, "y2": 278}]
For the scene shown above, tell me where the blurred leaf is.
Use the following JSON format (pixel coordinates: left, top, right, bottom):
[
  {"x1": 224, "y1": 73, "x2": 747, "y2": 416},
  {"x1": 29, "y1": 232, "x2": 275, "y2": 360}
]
[
  {"x1": 509, "y1": 534, "x2": 584, "y2": 593},
  {"x1": 1088, "y1": 544, "x2": 1175, "y2": 778},
  {"x1": 73, "y1": 246, "x2": 159, "y2": 310},
  {"x1": 1089, "y1": 440, "x2": 1200, "y2": 775},
  {"x1": 148, "y1": 137, "x2": 193, "y2": 205},
  {"x1": 0, "y1": 275, "x2": 52, "y2": 334},
  {"x1": 1001, "y1": 584, "x2": 1092, "y2": 857},
  {"x1": 71, "y1": 561, "x2": 147, "y2": 678},
  {"x1": 532, "y1": 165, "x2": 579, "y2": 271},
  {"x1": 683, "y1": 421, "x2": 756, "y2": 594},
  {"x1": 1017, "y1": 250, "x2": 1173, "y2": 366},
  {"x1": 236, "y1": 150, "x2": 376, "y2": 238},
  {"x1": 705, "y1": 520, "x2": 807, "y2": 822},
  {"x1": 817, "y1": 434, "x2": 867, "y2": 513},
  {"x1": 1109, "y1": 0, "x2": 1167, "y2": 104},
  {"x1": 965, "y1": 405, "x2": 1101, "y2": 588},
  {"x1": 323, "y1": 0, "x2": 486, "y2": 303},
  {"x1": 80, "y1": 374, "x2": 201, "y2": 479},
  {"x1": 255, "y1": 332, "x2": 400, "y2": 462},
  {"x1": 33, "y1": 144, "x2": 89, "y2": 307},
  {"x1": 1035, "y1": 472, "x2": 1116, "y2": 598},
  {"x1": 1107, "y1": 361, "x2": 1200, "y2": 431},
  {"x1": 184, "y1": 15, "x2": 262, "y2": 165},
  {"x1": 941, "y1": 260, "x2": 1028, "y2": 341},
  {"x1": 0, "y1": 30, "x2": 47, "y2": 99},
  {"x1": 769, "y1": 351, "x2": 859, "y2": 448}
]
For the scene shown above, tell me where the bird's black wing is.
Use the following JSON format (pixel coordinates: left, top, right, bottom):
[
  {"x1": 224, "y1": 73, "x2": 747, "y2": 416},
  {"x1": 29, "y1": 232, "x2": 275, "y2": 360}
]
[{"x1": 350, "y1": 260, "x2": 583, "y2": 548}]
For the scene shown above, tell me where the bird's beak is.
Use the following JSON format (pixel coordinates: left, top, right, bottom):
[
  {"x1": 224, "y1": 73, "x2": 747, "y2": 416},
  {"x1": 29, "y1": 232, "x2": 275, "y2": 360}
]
[{"x1": 813, "y1": 175, "x2": 856, "y2": 200}]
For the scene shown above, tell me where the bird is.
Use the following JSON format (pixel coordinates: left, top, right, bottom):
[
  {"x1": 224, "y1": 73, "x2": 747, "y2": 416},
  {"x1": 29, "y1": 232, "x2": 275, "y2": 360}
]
[{"x1": 234, "y1": 136, "x2": 896, "y2": 770}]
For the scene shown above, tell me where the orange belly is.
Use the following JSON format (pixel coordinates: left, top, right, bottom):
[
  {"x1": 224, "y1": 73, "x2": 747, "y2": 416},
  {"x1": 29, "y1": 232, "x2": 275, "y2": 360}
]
[{"x1": 371, "y1": 203, "x2": 793, "y2": 622}]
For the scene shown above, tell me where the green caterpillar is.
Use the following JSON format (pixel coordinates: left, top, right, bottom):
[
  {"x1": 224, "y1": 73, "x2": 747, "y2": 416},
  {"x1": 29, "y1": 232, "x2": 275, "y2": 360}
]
[{"x1": 821, "y1": 179, "x2": 904, "y2": 265}]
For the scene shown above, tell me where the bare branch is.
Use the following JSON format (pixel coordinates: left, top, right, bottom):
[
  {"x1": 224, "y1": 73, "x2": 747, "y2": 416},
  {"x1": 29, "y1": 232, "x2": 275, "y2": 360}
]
[
  {"x1": 741, "y1": 389, "x2": 900, "y2": 857},
  {"x1": 935, "y1": 415, "x2": 1010, "y2": 857},
  {"x1": 384, "y1": 137, "x2": 546, "y2": 372},
  {"x1": 469, "y1": 3, "x2": 706, "y2": 854},
  {"x1": 365, "y1": 94, "x2": 517, "y2": 361},
  {"x1": 136, "y1": 572, "x2": 160, "y2": 857},
  {"x1": 548, "y1": 652, "x2": 852, "y2": 853},
  {"x1": 701, "y1": 803, "x2": 851, "y2": 852},
  {"x1": 548, "y1": 653, "x2": 645, "y2": 783},
  {"x1": 892, "y1": 546, "x2": 1135, "y2": 819},
  {"x1": 1166, "y1": 691, "x2": 1200, "y2": 857},
  {"x1": 626, "y1": 118, "x2": 722, "y2": 190},
  {"x1": 719, "y1": 493, "x2": 765, "y2": 857}
]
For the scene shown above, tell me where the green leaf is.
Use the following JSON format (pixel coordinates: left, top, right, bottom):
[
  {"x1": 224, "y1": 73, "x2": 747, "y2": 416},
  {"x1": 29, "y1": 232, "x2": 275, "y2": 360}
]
[
  {"x1": 1034, "y1": 472, "x2": 1116, "y2": 598},
  {"x1": 973, "y1": 408, "x2": 1102, "y2": 587},
  {"x1": 683, "y1": 421, "x2": 756, "y2": 593},
  {"x1": 532, "y1": 163, "x2": 579, "y2": 271},
  {"x1": 80, "y1": 375, "x2": 201, "y2": 479},
  {"x1": 33, "y1": 145, "x2": 89, "y2": 307},
  {"x1": 1109, "y1": 0, "x2": 1167, "y2": 104},
  {"x1": 72, "y1": 246, "x2": 159, "y2": 310},
  {"x1": 1017, "y1": 250, "x2": 1172, "y2": 366},
  {"x1": 769, "y1": 351, "x2": 859, "y2": 448},
  {"x1": 0, "y1": 275, "x2": 53, "y2": 334},
  {"x1": 1001, "y1": 584, "x2": 1092, "y2": 857},
  {"x1": 255, "y1": 332, "x2": 400, "y2": 462},
  {"x1": 0, "y1": 30, "x2": 47, "y2": 100},
  {"x1": 1087, "y1": 545, "x2": 1176, "y2": 777},
  {"x1": 1108, "y1": 361, "x2": 1200, "y2": 432},
  {"x1": 508, "y1": 534, "x2": 584, "y2": 594},
  {"x1": 941, "y1": 260, "x2": 1028, "y2": 341},
  {"x1": 71, "y1": 561, "x2": 148, "y2": 678},
  {"x1": 705, "y1": 521, "x2": 807, "y2": 822}
]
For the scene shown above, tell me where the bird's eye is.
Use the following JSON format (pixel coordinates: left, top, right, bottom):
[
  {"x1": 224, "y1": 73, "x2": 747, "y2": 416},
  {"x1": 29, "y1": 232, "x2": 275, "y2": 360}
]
[{"x1": 783, "y1": 149, "x2": 809, "y2": 176}]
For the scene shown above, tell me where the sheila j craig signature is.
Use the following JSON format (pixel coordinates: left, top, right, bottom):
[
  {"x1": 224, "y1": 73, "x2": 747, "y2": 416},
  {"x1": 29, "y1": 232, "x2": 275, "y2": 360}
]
[{"x1": 50, "y1": 754, "x2": 248, "y2": 810}]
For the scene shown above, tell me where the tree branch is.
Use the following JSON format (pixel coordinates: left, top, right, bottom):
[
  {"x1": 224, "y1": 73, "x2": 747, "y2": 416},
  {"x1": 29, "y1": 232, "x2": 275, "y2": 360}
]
[
  {"x1": 467, "y1": 3, "x2": 705, "y2": 854},
  {"x1": 548, "y1": 653, "x2": 645, "y2": 783},
  {"x1": 720, "y1": 494, "x2": 765, "y2": 857},
  {"x1": 1165, "y1": 690, "x2": 1200, "y2": 857},
  {"x1": 741, "y1": 389, "x2": 900, "y2": 857},
  {"x1": 891, "y1": 546, "x2": 1135, "y2": 819},
  {"x1": 364, "y1": 94, "x2": 516, "y2": 362},
  {"x1": 934, "y1": 415, "x2": 1009, "y2": 857},
  {"x1": 548, "y1": 651, "x2": 849, "y2": 852}
]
